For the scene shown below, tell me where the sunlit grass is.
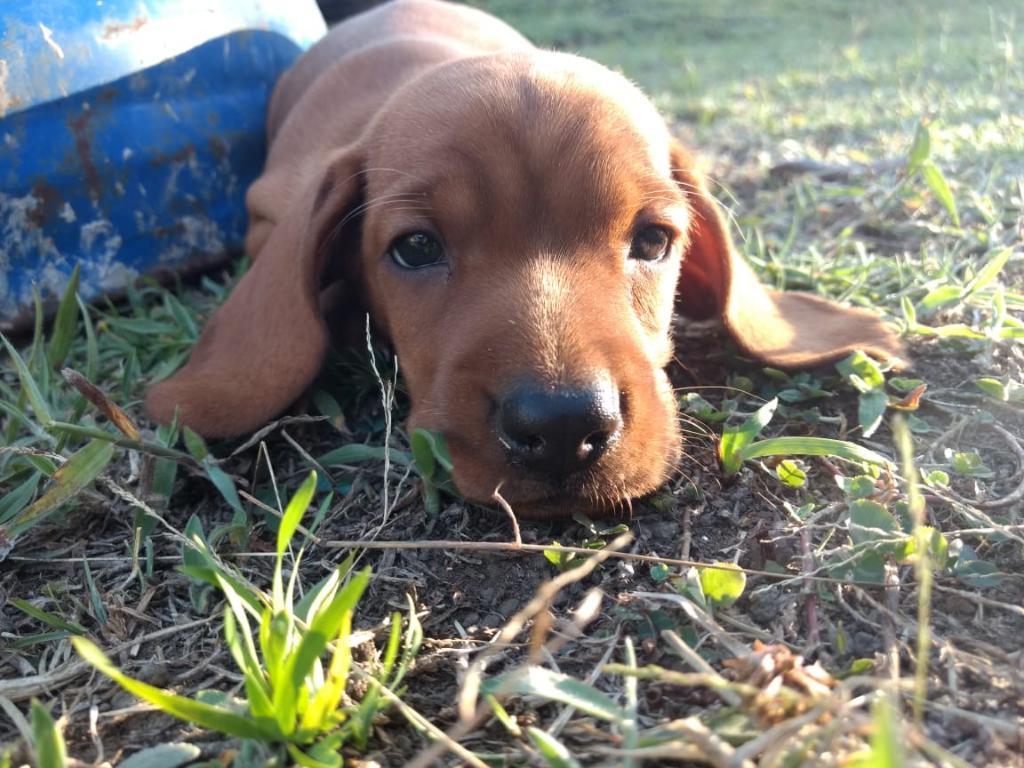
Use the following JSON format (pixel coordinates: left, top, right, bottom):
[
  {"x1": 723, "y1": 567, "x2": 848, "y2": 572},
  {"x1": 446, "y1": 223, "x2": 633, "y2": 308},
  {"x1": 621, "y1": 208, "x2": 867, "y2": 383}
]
[{"x1": 2, "y1": 1, "x2": 1021, "y2": 765}]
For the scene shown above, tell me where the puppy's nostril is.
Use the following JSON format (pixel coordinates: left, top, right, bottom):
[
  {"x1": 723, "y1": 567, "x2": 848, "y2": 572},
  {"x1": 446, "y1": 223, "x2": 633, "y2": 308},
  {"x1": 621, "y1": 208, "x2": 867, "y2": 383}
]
[
  {"x1": 581, "y1": 429, "x2": 610, "y2": 456},
  {"x1": 498, "y1": 380, "x2": 623, "y2": 481}
]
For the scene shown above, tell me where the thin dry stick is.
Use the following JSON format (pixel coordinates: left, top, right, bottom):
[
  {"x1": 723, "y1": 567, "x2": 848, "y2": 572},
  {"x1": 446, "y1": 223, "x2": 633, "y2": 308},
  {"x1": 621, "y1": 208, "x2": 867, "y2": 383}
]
[
  {"x1": 228, "y1": 414, "x2": 326, "y2": 457},
  {"x1": 732, "y1": 702, "x2": 837, "y2": 764},
  {"x1": 679, "y1": 503, "x2": 696, "y2": 561},
  {"x1": 405, "y1": 533, "x2": 633, "y2": 768},
  {"x1": 932, "y1": 584, "x2": 1024, "y2": 618},
  {"x1": 782, "y1": 502, "x2": 820, "y2": 652},
  {"x1": 596, "y1": 716, "x2": 752, "y2": 768},
  {"x1": 257, "y1": 439, "x2": 284, "y2": 516},
  {"x1": 631, "y1": 592, "x2": 747, "y2": 657},
  {"x1": 350, "y1": 666, "x2": 489, "y2": 768},
  {"x1": 365, "y1": 314, "x2": 396, "y2": 531},
  {"x1": 923, "y1": 700, "x2": 1024, "y2": 740},
  {"x1": 882, "y1": 560, "x2": 902, "y2": 688},
  {"x1": 947, "y1": 423, "x2": 1024, "y2": 512},
  {"x1": 895, "y1": 416, "x2": 932, "y2": 724},
  {"x1": 459, "y1": 532, "x2": 633, "y2": 719},
  {"x1": 548, "y1": 623, "x2": 621, "y2": 737},
  {"x1": 661, "y1": 629, "x2": 742, "y2": 707},
  {"x1": 321, "y1": 538, "x2": 903, "y2": 589},
  {"x1": 492, "y1": 485, "x2": 522, "y2": 547}
]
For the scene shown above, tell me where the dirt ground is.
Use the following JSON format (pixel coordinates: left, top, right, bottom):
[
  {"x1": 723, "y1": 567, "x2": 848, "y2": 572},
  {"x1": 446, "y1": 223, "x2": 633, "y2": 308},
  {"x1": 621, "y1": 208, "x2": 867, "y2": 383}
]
[{"x1": 3, "y1": 318, "x2": 1023, "y2": 765}]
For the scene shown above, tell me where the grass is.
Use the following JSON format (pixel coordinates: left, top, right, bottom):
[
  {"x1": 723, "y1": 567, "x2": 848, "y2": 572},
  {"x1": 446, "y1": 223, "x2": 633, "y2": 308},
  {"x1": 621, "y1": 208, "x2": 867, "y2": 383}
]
[{"x1": 2, "y1": 0, "x2": 1023, "y2": 765}]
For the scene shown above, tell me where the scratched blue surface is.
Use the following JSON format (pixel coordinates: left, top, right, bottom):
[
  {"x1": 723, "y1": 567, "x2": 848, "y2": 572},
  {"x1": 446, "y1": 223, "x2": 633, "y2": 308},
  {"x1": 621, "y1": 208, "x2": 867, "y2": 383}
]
[{"x1": 0, "y1": 2, "x2": 327, "y2": 329}]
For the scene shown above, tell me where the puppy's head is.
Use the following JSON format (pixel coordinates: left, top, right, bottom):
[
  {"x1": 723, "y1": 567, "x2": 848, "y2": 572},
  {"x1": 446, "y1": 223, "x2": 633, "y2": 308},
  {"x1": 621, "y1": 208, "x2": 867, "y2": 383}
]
[
  {"x1": 351, "y1": 53, "x2": 685, "y2": 514},
  {"x1": 147, "y1": 52, "x2": 900, "y2": 517}
]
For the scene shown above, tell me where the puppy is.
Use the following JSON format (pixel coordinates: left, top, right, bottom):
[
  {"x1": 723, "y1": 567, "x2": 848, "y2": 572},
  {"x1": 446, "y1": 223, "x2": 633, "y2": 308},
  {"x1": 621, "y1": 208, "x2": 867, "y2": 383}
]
[{"x1": 146, "y1": 0, "x2": 900, "y2": 517}]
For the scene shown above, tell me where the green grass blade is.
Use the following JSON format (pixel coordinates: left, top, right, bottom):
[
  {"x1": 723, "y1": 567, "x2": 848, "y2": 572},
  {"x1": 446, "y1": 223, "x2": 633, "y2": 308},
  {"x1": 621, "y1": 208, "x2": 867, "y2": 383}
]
[
  {"x1": 183, "y1": 427, "x2": 209, "y2": 461},
  {"x1": 216, "y1": 574, "x2": 264, "y2": 682},
  {"x1": 7, "y1": 439, "x2": 115, "y2": 537},
  {"x1": 737, "y1": 436, "x2": 892, "y2": 469},
  {"x1": 390, "y1": 594, "x2": 423, "y2": 689},
  {"x1": 301, "y1": 608, "x2": 355, "y2": 734},
  {"x1": 279, "y1": 472, "x2": 317, "y2": 558},
  {"x1": 296, "y1": 568, "x2": 342, "y2": 624},
  {"x1": 73, "y1": 637, "x2": 273, "y2": 740},
  {"x1": 410, "y1": 428, "x2": 454, "y2": 479},
  {"x1": 181, "y1": 517, "x2": 262, "y2": 614},
  {"x1": 963, "y1": 247, "x2": 1012, "y2": 299},
  {"x1": 27, "y1": 287, "x2": 45, "y2": 370},
  {"x1": 202, "y1": 461, "x2": 243, "y2": 514},
  {"x1": 46, "y1": 422, "x2": 190, "y2": 461},
  {"x1": 30, "y1": 700, "x2": 67, "y2": 768},
  {"x1": 76, "y1": 295, "x2": 99, "y2": 382},
  {"x1": 528, "y1": 727, "x2": 583, "y2": 768},
  {"x1": 906, "y1": 121, "x2": 931, "y2": 173},
  {"x1": 47, "y1": 262, "x2": 81, "y2": 369},
  {"x1": 2, "y1": 334, "x2": 53, "y2": 427},
  {"x1": 621, "y1": 637, "x2": 639, "y2": 768},
  {"x1": 287, "y1": 743, "x2": 340, "y2": 768},
  {"x1": 720, "y1": 398, "x2": 778, "y2": 475},
  {"x1": 9, "y1": 598, "x2": 88, "y2": 635},
  {"x1": 0, "y1": 473, "x2": 42, "y2": 525},
  {"x1": 317, "y1": 444, "x2": 411, "y2": 467},
  {"x1": 276, "y1": 567, "x2": 372, "y2": 730},
  {"x1": 495, "y1": 666, "x2": 625, "y2": 724},
  {"x1": 921, "y1": 161, "x2": 960, "y2": 227}
]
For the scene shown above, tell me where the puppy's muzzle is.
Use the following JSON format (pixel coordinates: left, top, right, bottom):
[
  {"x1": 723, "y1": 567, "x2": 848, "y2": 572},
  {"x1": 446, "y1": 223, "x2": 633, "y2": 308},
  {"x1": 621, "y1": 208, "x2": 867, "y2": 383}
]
[{"x1": 497, "y1": 379, "x2": 623, "y2": 482}]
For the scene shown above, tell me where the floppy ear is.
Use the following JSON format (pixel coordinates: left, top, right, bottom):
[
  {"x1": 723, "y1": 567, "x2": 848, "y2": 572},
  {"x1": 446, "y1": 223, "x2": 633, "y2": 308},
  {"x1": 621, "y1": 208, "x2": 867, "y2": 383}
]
[
  {"x1": 145, "y1": 148, "x2": 365, "y2": 437},
  {"x1": 671, "y1": 142, "x2": 903, "y2": 367}
]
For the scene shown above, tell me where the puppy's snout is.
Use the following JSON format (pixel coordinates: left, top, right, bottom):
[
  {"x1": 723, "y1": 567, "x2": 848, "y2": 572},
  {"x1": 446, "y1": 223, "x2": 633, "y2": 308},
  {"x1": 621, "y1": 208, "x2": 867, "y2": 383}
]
[{"x1": 498, "y1": 380, "x2": 623, "y2": 481}]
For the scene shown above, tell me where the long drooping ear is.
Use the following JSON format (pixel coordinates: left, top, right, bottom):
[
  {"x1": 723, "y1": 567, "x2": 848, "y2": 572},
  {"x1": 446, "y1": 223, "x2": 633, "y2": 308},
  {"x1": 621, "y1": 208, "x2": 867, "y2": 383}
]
[
  {"x1": 145, "y1": 148, "x2": 364, "y2": 437},
  {"x1": 671, "y1": 142, "x2": 903, "y2": 368}
]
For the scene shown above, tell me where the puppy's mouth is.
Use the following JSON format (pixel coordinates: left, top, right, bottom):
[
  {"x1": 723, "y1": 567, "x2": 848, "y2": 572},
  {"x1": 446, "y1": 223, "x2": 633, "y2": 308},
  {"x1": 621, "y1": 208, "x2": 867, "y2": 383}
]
[
  {"x1": 493, "y1": 482, "x2": 638, "y2": 520},
  {"x1": 415, "y1": 371, "x2": 678, "y2": 518},
  {"x1": 452, "y1": 441, "x2": 644, "y2": 519}
]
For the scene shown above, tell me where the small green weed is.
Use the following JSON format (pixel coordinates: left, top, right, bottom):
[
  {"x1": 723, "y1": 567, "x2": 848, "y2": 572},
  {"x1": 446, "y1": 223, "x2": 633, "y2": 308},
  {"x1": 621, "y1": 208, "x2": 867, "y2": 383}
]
[
  {"x1": 718, "y1": 395, "x2": 892, "y2": 477},
  {"x1": 74, "y1": 471, "x2": 422, "y2": 766}
]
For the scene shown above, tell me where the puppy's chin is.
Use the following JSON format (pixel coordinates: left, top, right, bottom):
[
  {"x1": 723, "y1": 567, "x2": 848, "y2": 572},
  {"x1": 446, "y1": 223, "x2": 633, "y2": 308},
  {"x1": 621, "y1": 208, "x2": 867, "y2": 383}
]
[
  {"x1": 407, "y1": 370, "x2": 681, "y2": 519},
  {"x1": 437, "y1": 429, "x2": 681, "y2": 521}
]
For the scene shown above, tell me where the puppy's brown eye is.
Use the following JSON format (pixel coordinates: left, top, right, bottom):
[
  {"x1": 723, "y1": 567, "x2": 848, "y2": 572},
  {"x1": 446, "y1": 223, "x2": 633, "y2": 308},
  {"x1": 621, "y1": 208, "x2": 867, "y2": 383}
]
[
  {"x1": 629, "y1": 225, "x2": 671, "y2": 262},
  {"x1": 389, "y1": 232, "x2": 446, "y2": 269}
]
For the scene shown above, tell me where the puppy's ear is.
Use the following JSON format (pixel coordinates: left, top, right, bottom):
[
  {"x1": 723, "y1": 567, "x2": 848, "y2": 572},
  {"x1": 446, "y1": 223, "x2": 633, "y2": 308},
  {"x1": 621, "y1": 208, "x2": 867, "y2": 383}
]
[
  {"x1": 145, "y1": 148, "x2": 364, "y2": 436},
  {"x1": 671, "y1": 142, "x2": 903, "y2": 367}
]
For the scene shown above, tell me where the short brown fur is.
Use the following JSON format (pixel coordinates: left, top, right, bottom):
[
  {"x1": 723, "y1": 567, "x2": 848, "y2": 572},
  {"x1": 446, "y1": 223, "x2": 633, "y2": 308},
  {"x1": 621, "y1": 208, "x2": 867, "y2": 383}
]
[{"x1": 146, "y1": 0, "x2": 902, "y2": 517}]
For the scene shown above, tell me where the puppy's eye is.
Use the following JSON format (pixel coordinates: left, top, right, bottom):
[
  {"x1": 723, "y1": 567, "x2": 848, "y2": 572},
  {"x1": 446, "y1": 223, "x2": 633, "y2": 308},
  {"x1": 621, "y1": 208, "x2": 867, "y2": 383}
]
[
  {"x1": 629, "y1": 225, "x2": 672, "y2": 262},
  {"x1": 389, "y1": 232, "x2": 446, "y2": 269}
]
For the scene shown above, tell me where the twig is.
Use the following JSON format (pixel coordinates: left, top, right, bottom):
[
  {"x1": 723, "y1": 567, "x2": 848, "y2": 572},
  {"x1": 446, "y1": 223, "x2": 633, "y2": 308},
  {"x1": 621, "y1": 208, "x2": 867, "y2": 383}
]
[
  {"x1": 492, "y1": 485, "x2": 522, "y2": 547},
  {"x1": 661, "y1": 629, "x2": 742, "y2": 706},
  {"x1": 596, "y1": 717, "x2": 754, "y2": 768},
  {"x1": 679, "y1": 503, "x2": 695, "y2": 561},
  {"x1": 351, "y1": 666, "x2": 489, "y2": 768},
  {"x1": 365, "y1": 314, "x2": 396, "y2": 531},
  {"x1": 459, "y1": 532, "x2": 632, "y2": 719},
  {"x1": 322, "y1": 538, "x2": 909, "y2": 588},
  {"x1": 932, "y1": 584, "x2": 1024, "y2": 618},
  {"x1": 227, "y1": 414, "x2": 327, "y2": 456},
  {"x1": 406, "y1": 533, "x2": 632, "y2": 768},
  {"x1": 631, "y1": 592, "x2": 747, "y2": 657},
  {"x1": 882, "y1": 560, "x2": 901, "y2": 686}
]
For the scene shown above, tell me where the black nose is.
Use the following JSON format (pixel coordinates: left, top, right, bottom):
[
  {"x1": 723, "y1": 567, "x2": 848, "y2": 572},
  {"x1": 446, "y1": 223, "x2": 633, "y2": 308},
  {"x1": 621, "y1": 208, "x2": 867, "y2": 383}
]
[{"x1": 498, "y1": 381, "x2": 623, "y2": 481}]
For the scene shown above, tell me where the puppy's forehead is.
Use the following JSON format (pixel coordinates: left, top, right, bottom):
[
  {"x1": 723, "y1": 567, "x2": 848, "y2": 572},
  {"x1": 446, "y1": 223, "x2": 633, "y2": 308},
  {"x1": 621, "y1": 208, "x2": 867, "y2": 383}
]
[{"x1": 366, "y1": 51, "x2": 678, "y2": 233}]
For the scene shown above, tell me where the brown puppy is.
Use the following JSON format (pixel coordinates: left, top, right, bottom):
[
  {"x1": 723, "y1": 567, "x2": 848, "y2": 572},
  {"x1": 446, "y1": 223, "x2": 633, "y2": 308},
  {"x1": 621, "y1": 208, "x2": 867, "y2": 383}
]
[{"x1": 146, "y1": 0, "x2": 901, "y2": 517}]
